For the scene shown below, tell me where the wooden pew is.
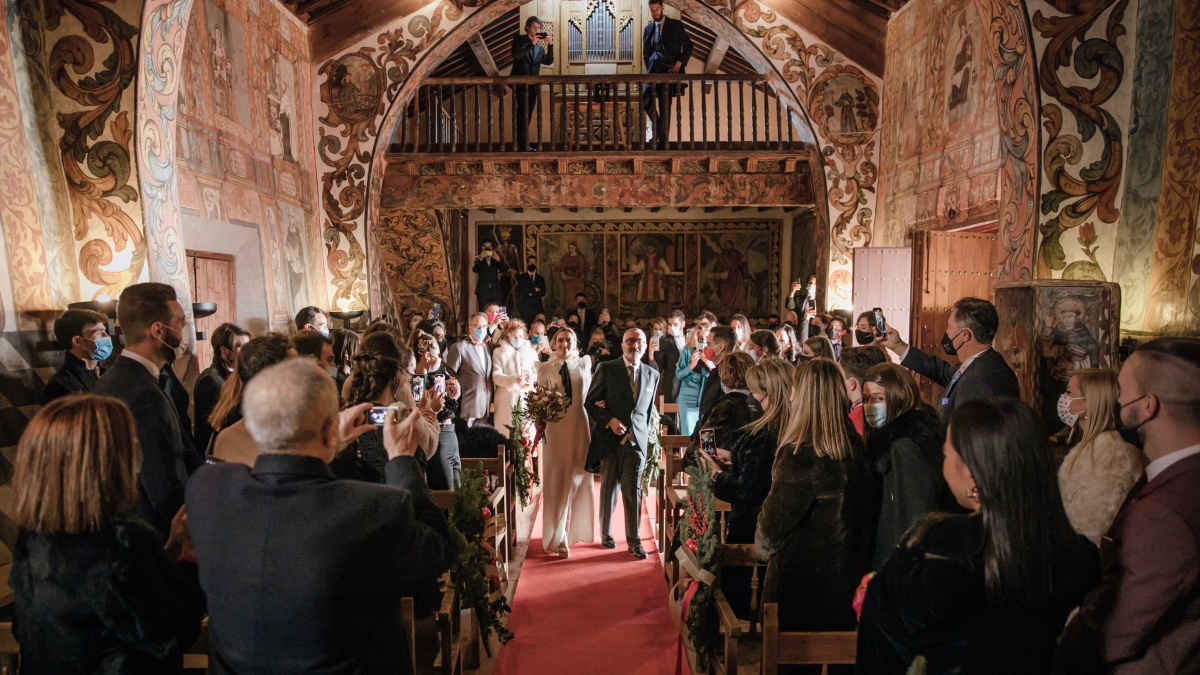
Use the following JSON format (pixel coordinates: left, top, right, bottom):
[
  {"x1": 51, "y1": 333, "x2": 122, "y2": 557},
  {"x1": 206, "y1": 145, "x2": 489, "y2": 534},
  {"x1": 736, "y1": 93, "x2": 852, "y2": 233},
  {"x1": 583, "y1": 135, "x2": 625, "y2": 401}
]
[
  {"x1": 436, "y1": 572, "x2": 463, "y2": 675},
  {"x1": 0, "y1": 621, "x2": 16, "y2": 675},
  {"x1": 656, "y1": 433, "x2": 691, "y2": 584},
  {"x1": 761, "y1": 602, "x2": 857, "y2": 674}
]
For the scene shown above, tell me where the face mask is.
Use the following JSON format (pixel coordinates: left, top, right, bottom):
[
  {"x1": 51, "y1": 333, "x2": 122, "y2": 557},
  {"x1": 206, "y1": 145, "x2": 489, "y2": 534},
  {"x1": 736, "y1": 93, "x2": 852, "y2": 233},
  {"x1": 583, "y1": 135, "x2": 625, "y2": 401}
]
[
  {"x1": 1113, "y1": 396, "x2": 1147, "y2": 447},
  {"x1": 437, "y1": 340, "x2": 449, "y2": 355},
  {"x1": 528, "y1": 266, "x2": 537, "y2": 273},
  {"x1": 750, "y1": 351, "x2": 761, "y2": 363},
  {"x1": 472, "y1": 327, "x2": 487, "y2": 342},
  {"x1": 653, "y1": 330, "x2": 664, "y2": 339},
  {"x1": 530, "y1": 335, "x2": 542, "y2": 345},
  {"x1": 577, "y1": 302, "x2": 586, "y2": 309},
  {"x1": 806, "y1": 284, "x2": 816, "y2": 298},
  {"x1": 486, "y1": 312, "x2": 497, "y2": 323},
  {"x1": 828, "y1": 327, "x2": 843, "y2": 339},
  {"x1": 325, "y1": 366, "x2": 339, "y2": 379},
  {"x1": 864, "y1": 402, "x2": 888, "y2": 429},
  {"x1": 157, "y1": 323, "x2": 185, "y2": 362},
  {"x1": 855, "y1": 330, "x2": 875, "y2": 346},
  {"x1": 318, "y1": 328, "x2": 331, "y2": 340},
  {"x1": 735, "y1": 328, "x2": 744, "y2": 340},
  {"x1": 86, "y1": 335, "x2": 113, "y2": 361},
  {"x1": 1057, "y1": 393, "x2": 1083, "y2": 427},
  {"x1": 669, "y1": 325, "x2": 682, "y2": 337},
  {"x1": 510, "y1": 338, "x2": 525, "y2": 349},
  {"x1": 941, "y1": 330, "x2": 964, "y2": 356}
]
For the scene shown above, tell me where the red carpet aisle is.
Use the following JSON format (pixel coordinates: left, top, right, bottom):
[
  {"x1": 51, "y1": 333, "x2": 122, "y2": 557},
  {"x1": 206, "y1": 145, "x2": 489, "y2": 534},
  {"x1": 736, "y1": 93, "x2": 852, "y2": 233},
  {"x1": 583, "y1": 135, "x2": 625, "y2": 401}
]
[{"x1": 493, "y1": 478, "x2": 688, "y2": 675}]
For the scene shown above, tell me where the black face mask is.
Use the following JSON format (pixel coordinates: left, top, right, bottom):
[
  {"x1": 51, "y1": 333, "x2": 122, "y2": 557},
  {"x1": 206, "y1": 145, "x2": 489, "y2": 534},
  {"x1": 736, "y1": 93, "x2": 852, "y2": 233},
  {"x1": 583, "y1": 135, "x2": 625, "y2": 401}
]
[
  {"x1": 1113, "y1": 395, "x2": 1147, "y2": 447},
  {"x1": 941, "y1": 330, "x2": 965, "y2": 356},
  {"x1": 855, "y1": 329, "x2": 875, "y2": 346},
  {"x1": 528, "y1": 266, "x2": 537, "y2": 273},
  {"x1": 577, "y1": 302, "x2": 586, "y2": 309}
]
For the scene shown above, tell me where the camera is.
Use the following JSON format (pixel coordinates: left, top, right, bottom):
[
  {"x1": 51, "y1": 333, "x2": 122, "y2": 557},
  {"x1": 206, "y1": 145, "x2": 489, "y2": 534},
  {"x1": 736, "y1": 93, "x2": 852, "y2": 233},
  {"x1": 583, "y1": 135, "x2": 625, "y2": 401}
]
[{"x1": 536, "y1": 32, "x2": 548, "y2": 38}]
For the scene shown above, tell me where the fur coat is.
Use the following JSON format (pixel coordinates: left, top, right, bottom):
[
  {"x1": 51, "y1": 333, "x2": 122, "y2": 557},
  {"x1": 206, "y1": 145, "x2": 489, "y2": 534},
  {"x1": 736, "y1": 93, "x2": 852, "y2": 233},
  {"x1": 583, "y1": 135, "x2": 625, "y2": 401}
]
[{"x1": 1058, "y1": 430, "x2": 1144, "y2": 545}]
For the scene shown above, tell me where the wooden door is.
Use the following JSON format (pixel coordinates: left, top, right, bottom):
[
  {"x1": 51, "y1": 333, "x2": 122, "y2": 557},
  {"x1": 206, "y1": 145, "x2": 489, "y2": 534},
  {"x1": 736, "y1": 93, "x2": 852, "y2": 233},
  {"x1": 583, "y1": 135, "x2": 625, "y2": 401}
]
[
  {"x1": 853, "y1": 247, "x2": 912, "y2": 343},
  {"x1": 187, "y1": 251, "x2": 236, "y2": 372},
  {"x1": 910, "y1": 230, "x2": 997, "y2": 403}
]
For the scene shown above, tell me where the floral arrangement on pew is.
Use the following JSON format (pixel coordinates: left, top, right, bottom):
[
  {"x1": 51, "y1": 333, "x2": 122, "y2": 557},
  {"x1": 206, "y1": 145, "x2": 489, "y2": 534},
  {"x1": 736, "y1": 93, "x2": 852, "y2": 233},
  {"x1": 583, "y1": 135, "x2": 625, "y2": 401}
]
[
  {"x1": 674, "y1": 454, "x2": 720, "y2": 669},
  {"x1": 504, "y1": 403, "x2": 538, "y2": 508},
  {"x1": 639, "y1": 404, "x2": 663, "y2": 495},
  {"x1": 450, "y1": 466, "x2": 514, "y2": 652}
]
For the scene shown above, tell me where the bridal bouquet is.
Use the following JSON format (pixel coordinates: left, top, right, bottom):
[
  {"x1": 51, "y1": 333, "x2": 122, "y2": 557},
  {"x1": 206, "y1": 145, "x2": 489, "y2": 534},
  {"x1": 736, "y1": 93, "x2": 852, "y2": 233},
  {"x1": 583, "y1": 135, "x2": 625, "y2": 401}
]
[{"x1": 523, "y1": 382, "x2": 572, "y2": 452}]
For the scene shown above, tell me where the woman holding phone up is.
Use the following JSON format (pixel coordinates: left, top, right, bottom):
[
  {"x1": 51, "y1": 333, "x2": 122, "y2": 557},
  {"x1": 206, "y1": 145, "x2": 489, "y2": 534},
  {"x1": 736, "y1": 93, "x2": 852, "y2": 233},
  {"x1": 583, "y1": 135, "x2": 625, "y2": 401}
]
[
  {"x1": 674, "y1": 318, "x2": 712, "y2": 436},
  {"x1": 413, "y1": 331, "x2": 463, "y2": 489}
]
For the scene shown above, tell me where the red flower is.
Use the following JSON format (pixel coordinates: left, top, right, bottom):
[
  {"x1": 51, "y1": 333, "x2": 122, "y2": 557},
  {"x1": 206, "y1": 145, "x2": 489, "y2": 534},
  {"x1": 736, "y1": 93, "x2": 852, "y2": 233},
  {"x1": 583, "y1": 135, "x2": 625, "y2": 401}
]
[{"x1": 1078, "y1": 222, "x2": 1097, "y2": 246}]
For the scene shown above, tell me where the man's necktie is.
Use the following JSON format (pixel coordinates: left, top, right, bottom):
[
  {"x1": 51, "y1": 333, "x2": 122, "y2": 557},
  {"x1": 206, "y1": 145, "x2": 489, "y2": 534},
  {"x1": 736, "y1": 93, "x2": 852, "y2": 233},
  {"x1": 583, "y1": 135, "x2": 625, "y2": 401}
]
[
  {"x1": 560, "y1": 362, "x2": 573, "y2": 399},
  {"x1": 628, "y1": 364, "x2": 638, "y2": 396},
  {"x1": 158, "y1": 368, "x2": 171, "y2": 392}
]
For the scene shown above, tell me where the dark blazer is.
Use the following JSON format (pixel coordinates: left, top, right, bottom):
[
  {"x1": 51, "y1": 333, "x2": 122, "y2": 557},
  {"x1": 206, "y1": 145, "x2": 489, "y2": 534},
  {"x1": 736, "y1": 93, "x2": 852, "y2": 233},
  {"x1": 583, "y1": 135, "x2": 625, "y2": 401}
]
[
  {"x1": 651, "y1": 336, "x2": 682, "y2": 402},
  {"x1": 192, "y1": 365, "x2": 227, "y2": 455},
  {"x1": 901, "y1": 346, "x2": 1019, "y2": 420},
  {"x1": 473, "y1": 257, "x2": 508, "y2": 304},
  {"x1": 1057, "y1": 452, "x2": 1200, "y2": 675},
  {"x1": 866, "y1": 405, "x2": 946, "y2": 569},
  {"x1": 186, "y1": 453, "x2": 454, "y2": 675},
  {"x1": 42, "y1": 351, "x2": 99, "y2": 404},
  {"x1": 94, "y1": 356, "x2": 188, "y2": 538},
  {"x1": 694, "y1": 390, "x2": 763, "y2": 449},
  {"x1": 509, "y1": 34, "x2": 554, "y2": 76},
  {"x1": 858, "y1": 514, "x2": 1099, "y2": 675},
  {"x1": 755, "y1": 427, "x2": 874, "y2": 632},
  {"x1": 514, "y1": 271, "x2": 546, "y2": 322},
  {"x1": 161, "y1": 363, "x2": 202, "y2": 473},
  {"x1": 697, "y1": 363, "x2": 723, "y2": 421},
  {"x1": 10, "y1": 519, "x2": 204, "y2": 675},
  {"x1": 584, "y1": 358, "x2": 661, "y2": 470},
  {"x1": 642, "y1": 17, "x2": 693, "y2": 72},
  {"x1": 577, "y1": 307, "x2": 598, "y2": 339},
  {"x1": 712, "y1": 426, "x2": 777, "y2": 545}
]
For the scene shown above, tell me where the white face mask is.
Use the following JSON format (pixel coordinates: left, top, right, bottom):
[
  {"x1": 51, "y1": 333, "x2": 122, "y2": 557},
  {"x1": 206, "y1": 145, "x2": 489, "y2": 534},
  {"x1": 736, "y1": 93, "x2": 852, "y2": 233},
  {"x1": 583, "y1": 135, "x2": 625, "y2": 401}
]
[
  {"x1": 734, "y1": 328, "x2": 744, "y2": 340},
  {"x1": 864, "y1": 402, "x2": 887, "y2": 429},
  {"x1": 1057, "y1": 393, "x2": 1083, "y2": 427},
  {"x1": 510, "y1": 337, "x2": 526, "y2": 349}
]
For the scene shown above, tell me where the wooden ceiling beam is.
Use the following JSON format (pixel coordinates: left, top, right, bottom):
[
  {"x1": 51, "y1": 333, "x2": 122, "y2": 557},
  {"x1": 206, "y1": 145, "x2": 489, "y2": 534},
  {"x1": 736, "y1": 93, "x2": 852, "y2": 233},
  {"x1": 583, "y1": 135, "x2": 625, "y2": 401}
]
[
  {"x1": 704, "y1": 36, "x2": 730, "y2": 74},
  {"x1": 765, "y1": 0, "x2": 883, "y2": 74},
  {"x1": 467, "y1": 32, "x2": 501, "y2": 76}
]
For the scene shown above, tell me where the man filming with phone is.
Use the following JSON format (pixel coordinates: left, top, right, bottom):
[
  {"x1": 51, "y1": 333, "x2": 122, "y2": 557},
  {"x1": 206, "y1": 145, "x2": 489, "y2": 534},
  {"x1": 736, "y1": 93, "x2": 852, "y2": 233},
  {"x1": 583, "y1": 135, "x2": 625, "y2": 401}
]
[
  {"x1": 509, "y1": 16, "x2": 554, "y2": 152},
  {"x1": 473, "y1": 240, "x2": 507, "y2": 312}
]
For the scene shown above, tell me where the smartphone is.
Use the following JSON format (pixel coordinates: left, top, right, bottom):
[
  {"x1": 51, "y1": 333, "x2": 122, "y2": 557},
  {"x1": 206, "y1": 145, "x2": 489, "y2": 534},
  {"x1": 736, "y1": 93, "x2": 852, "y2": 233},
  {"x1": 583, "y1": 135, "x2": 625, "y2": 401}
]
[
  {"x1": 433, "y1": 374, "x2": 446, "y2": 396},
  {"x1": 699, "y1": 428, "x2": 717, "y2": 459},
  {"x1": 366, "y1": 405, "x2": 394, "y2": 426},
  {"x1": 873, "y1": 307, "x2": 887, "y2": 334},
  {"x1": 411, "y1": 378, "x2": 425, "y2": 401},
  {"x1": 536, "y1": 31, "x2": 548, "y2": 38},
  {"x1": 499, "y1": 305, "x2": 507, "y2": 317},
  {"x1": 431, "y1": 302, "x2": 441, "y2": 320}
]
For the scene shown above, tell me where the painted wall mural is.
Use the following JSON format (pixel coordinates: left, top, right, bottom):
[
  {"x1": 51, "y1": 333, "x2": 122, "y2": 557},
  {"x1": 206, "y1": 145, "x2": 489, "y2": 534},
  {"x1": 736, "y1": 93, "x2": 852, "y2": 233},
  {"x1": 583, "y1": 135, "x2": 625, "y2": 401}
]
[
  {"x1": 1030, "y1": 0, "x2": 1134, "y2": 283},
  {"x1": 695, "y1": 0, "x2": 882, "y2": 311},
  {"x1": 512, "y1": 220, "x2": 780, "y2": 319},
  {"x1": 877, "y1": 0, "x2": 1003, "y2": 250},
  {"x1": 375, "y1": 207, "x2": 455, "y2": 325},
  {"x1": 175, "y1": 0, "x2": 326, "y2": 327}
]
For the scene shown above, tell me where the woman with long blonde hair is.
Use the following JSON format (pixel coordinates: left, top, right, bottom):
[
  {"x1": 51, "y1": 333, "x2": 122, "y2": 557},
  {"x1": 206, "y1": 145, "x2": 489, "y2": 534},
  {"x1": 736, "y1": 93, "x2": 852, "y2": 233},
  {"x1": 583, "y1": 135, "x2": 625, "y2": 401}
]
[
  {"x1": 1056, "y1": 368, "x2": 1143, "y2": 544},
  {"x1": 756, "y1": 359, "x2": 874, "y2": 635},
  {"x1": 11, "y1": 395, "x2": 204, "y2": 672},
  {"x1": 700, "y1": 357, "x2": 794, "y2": 619}
]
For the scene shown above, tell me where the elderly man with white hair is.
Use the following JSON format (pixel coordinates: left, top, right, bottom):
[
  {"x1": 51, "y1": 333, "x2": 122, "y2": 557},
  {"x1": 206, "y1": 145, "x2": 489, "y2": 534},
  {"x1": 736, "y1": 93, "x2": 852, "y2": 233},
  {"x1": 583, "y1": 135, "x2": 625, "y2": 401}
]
[{"x1": 186, "y1": 358, "x2": 453, "y2": 675}]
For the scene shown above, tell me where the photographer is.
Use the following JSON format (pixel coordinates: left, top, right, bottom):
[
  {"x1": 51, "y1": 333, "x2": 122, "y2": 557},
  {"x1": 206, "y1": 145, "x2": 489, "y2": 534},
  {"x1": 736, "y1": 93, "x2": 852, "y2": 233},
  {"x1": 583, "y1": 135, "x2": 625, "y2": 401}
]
[
  {"x1": 473, "y1": 240, "x2": 508, "y2": 311},
  {"x1": 509, "y1": 17, "x2": 554, "y2": 152}
]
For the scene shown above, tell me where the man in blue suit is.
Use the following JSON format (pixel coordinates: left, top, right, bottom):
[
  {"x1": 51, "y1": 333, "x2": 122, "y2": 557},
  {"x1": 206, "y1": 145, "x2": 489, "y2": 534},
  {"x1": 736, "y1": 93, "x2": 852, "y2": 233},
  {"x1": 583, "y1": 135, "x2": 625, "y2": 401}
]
[
  {"x1": 509, "y1": 16, "x2": 554, "y2": 151},
  {"x1": 642, "y1": 0, "x2": 693, "y2": 150}
]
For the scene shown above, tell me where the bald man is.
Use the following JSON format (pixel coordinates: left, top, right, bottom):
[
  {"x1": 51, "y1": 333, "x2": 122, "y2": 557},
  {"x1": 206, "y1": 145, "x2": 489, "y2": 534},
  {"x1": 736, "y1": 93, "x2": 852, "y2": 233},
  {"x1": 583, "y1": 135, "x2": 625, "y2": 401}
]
[
  {"x1": 1057, "y1": 338, "x2": 1200, "y2": 674},
  {"x1": 187, "y1": 359, "x2": 453, "y2": 675}
]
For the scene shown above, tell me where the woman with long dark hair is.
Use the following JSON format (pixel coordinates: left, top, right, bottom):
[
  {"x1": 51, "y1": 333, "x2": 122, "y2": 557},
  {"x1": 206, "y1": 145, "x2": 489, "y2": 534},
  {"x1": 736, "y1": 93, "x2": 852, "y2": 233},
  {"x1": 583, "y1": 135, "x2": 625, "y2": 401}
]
[
  {"x1": 856, "y1": 398, "x2": 1100, "y2": 674},
  {"x1": 208, "y1": 334, "x2": 295, "y2": 464}
]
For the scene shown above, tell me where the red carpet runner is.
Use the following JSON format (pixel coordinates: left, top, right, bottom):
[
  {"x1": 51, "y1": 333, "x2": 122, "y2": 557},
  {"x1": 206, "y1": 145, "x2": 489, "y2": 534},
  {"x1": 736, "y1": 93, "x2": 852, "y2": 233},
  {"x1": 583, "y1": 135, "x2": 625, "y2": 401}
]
[{"x1": 493, "y1": 477, "x2": 688, "y2": 675}]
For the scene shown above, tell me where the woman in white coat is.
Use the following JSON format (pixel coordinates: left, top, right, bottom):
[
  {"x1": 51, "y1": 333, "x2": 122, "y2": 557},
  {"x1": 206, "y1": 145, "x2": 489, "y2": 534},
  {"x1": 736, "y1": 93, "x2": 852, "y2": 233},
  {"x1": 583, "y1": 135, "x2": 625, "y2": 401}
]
[
  {"x1": 536, "y1": 328, "x2": 595, "y2": 558},
  {"x1": 492, "y1": 319, "x2": 538, "y2": 437}
]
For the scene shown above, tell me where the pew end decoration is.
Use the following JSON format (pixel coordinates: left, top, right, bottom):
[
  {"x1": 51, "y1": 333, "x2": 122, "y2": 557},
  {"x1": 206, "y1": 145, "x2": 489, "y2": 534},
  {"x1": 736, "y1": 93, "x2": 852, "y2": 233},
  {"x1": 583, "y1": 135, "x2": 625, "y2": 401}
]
[
  {"x1": 505, "y1": 403, "x2": 538, "y2": 508},
  {"x1": 640, "y1": 405, "x2": 663, "y2": 495},
  {"x1": 671, "y1": 455, "x2": 720, "y2": 670},
  {"x1": 450, "y1": 466, "x2": 514, "y2": 652}
]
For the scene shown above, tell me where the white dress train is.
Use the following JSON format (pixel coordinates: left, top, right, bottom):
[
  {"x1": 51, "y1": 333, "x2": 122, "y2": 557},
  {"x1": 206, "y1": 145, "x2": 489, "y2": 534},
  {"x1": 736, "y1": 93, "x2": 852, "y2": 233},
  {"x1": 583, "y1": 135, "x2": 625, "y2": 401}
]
[{"x1": 537, "y1": 354, "x2": 595, "y2": 553}]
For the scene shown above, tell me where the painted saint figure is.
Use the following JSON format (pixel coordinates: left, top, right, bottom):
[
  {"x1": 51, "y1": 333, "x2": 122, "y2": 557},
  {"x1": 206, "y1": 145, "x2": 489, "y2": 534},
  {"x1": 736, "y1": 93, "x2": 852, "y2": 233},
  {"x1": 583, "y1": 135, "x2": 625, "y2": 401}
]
[
  {"x1": 630, "y1": 244, "x2": 671, "y2": 302},
  {"x1": 712, "y1": 239, "x2": 750, "y2": 309},
  {"x1": 211, "y1": 26, "x2": 234, "y2": 119},
  {"x1": 556, "y1": 242, "x2": 589, "y2": 311}
]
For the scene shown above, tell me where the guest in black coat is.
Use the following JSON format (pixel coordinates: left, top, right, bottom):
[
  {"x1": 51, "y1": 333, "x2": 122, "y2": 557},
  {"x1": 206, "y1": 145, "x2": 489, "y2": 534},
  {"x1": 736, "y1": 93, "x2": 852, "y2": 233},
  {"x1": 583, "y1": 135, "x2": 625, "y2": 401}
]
[
  {"x1": 701, "y1": 358, "x2": 793, "y2": 619},
  {"x1": 474, "y1": 241, "x2": 508, "y2": 310},
  {"x1": 650, "y1": 311, "x2": 685, "y2": 403},
  {"x1": 187, "y1": 359, "x2": 454, "y2": 675},
  {"x1": 694, "y1": 352, "x2": 762, "y2": 451},
  {"x1": 879, "y1": 296, "x2": 1019, "y2": 421},
  {"x1": 42, "y1": 308, "x2": 110, "y2": 404},
  {"x1": 695, "y1": 326, "x2": 738, "y2": 436},
  {"x1": 11, "y1": 395, "x2": 204, "y2": 674},
  {"x1": 861, "y1": 363, "x2": 947, "y2": 569},
  {"x1": 856, "y1": 399, "x2": 1099, "y2": 674},
  {"x1": 514, "y1": 256, "x2": 547, "y2": 325},
  {"x1": 193, "y1": 323, "x2": 249, "y2": 453},
  {"x1": 755, "y1": 360, "x2": 875, "y2": 639},
  {"x1": 93, "y1": 283, "x2": 191, "y2": 539},
  {"x1": 509, "y1": 17, "x2": 554, "y2": 151}
]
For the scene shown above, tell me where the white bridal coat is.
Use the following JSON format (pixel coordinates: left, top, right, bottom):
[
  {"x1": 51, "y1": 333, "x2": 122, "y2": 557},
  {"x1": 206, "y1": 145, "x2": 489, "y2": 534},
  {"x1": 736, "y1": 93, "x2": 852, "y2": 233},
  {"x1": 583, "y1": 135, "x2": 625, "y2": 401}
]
[
  {"x1": 536, "y1": 353, "x2": 595, "y2": 553},
  {"x1": 492, "y1": 340, "x2": 539, "y2": 437}
]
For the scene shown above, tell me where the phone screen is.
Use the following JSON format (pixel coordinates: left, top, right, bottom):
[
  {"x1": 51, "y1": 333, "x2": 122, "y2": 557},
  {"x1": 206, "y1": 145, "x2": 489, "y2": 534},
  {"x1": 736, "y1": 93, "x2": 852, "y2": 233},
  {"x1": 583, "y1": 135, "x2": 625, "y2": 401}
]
[
  {"x1": 873, "y1": 308, "x2": 887, "y2": 334},
  {"x1": 431, "y1": 303, "x2": 441, "y2": 319},
  {"x1": 699, "y1": 428, "x2": 717, "y2": 458},
  {"x1": 411, "y1": 379, "x2": 424, "y2": 401},
  {"x1": 499, "y1": 306, "x2": 507, "y2": 317},
  {"x1": 366, "y1": 406, "x2": 393, "y2": 426},
  {"x1": 434, "y1": 374, "x2": 446, "y2": 396}
]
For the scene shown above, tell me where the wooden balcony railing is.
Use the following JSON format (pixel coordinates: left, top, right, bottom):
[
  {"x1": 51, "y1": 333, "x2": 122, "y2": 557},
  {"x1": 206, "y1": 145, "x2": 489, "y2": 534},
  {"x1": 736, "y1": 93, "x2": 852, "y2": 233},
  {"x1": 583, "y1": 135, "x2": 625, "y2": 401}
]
[{"x1": 391, "y1": 73, "x2": 804, "y2": 154}]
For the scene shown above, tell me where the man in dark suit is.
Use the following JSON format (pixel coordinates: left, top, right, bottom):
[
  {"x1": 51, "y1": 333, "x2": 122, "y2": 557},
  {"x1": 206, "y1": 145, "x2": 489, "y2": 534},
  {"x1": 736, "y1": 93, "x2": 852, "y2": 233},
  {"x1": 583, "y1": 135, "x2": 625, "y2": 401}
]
[
  {"x1": 509, "y1": 16, "x2": 554, "y2": 152},
  {"x1": 648, "y1": 309, "x2": 686, "y2": 403},
  {"x1": 574, "y1": 293, "x2": 597, "y2": 338},
  {"x1": 697, "y1": 325, "x2": 737, "y2": 424},
  {"x1": 187, "y1": 359, "x2": 454, "y2": 675},
  {"x1": 880, "y1": 296, "x2": 1018, "y2": 421},
  {"x1": 642, "y1": 0, "x2": 693, "y2": 150},
  {"x1": 193, "y1": 322, "x2": 250, "y2": 453},
  {"x1": 42, "y1": 308, "x2": 110, "y2": 404},
  {"x1": 514, "y1": 255, "x2": 546, "y2": 325},
  {"x1": 585, "y1": 328, "x2": 661, "y2": 559},
  {"x1": 1057, "y1": 338, "x2": 1200, "y2": 675},
  {"x1": 473, "y1": 240, "x2": 508, "y2": 311},
  {"x1": 93, "y1": 282, "x2": 191, "y2": 538}
]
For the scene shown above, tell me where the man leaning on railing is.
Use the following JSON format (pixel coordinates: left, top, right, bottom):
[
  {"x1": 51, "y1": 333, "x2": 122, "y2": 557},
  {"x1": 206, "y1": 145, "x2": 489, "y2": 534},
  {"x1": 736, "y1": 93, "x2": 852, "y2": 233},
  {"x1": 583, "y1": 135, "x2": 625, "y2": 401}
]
[
  {"x1": 510, "y1": 16, "x2": 554, "y2": 152},
  {"x1": 642, "y1": 0, "x2": 693, "y2": 151}
]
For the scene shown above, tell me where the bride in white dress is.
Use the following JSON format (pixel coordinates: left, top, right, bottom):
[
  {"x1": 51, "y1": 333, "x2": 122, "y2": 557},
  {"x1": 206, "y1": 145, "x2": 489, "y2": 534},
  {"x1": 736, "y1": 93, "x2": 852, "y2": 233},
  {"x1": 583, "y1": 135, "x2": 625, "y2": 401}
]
[{"x1": 536, "y1": 328, "x2": 595, "y2": 558}]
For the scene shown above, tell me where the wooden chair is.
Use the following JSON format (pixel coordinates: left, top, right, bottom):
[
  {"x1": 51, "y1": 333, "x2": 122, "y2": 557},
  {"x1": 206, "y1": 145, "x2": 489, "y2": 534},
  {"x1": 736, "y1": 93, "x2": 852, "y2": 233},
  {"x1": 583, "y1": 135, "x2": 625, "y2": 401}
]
[
  {"x1": 657, "y1": 434, "x2": 691, "y2": 584},
  {"x1": 399, "y1": 597, "x2": 418, "y2": 674},
  {"x1": 761, "y1": 603, "x2": 857, "y2": 674},
  {"x1": 0, "y1": 621, "x2": 16, "y2": 675},
  {"x1": 462, "y1": 455, "x2": 509, "y2": 586},
  {"x1": 708, "y1": 544, "x2": 765, "y2": 675}
]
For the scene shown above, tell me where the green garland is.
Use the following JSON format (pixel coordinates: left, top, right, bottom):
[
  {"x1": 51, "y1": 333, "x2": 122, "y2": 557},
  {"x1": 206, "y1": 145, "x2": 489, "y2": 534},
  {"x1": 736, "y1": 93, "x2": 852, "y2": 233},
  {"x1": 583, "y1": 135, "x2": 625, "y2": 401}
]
[
  {"x1": 640, "y1": 404, "x2": 662, "y2": 495},
  {"x1": 449, "y1": 466, "x2": 514, "y2": 653},
  {"x1": 679, "y1": 451, "x2": 720, "y2": 668},
  {"x1": 504, "y1": 403, "x2": 538, "y2": 508}
]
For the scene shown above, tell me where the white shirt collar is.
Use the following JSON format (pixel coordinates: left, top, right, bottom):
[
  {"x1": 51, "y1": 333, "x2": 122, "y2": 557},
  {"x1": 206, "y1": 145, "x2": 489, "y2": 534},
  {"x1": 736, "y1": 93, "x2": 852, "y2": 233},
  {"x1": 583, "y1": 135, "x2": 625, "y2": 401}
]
[
  {"x1": 1146, "y1": 443, "x2": 1200, "y2": 482},
  {"x1": 623, "y1": 356, "x2": 639, "y2": 370},
  {"x1": 956, "y1": 347, "x2": 990, "y2": 375},
  {"x1": 123, "y1": 350, "x2": 161, "y2": 380}
]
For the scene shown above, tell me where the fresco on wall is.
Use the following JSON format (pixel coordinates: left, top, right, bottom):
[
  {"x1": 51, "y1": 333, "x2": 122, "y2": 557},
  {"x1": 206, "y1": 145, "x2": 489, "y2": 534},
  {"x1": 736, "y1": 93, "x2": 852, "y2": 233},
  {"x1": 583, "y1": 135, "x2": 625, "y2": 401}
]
[
  {"x1": 516, "y1": 220, "x2": 780, "y2": 319},
  {"x1": 476, "y1": 223, "x2": 525, "y2": 304},
  {"x1": 205, "y1": 0, "x2": 251, "y2": 127},
  {"x1": 267, "y1": 55, "x2": 299, "y2": 163}
]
